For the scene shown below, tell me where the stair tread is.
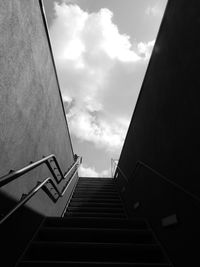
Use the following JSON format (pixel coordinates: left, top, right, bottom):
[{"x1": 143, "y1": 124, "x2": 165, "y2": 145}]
[
  {"x1": 36, "y1": 227, "x2": 156, "y2": 244},
  {"x1": 40, "y1": 227, "x2": 152, "y2": 233},
  {"x1": 74, "y1": 194, "x2": 119, "y2": 197},
  {"x1": 72, "y1": 196, "x2": 120, "y2": 200},
  {"x1": 19, "y1": 260, "x2": 172, "y2": 267},
  {"x1": 69, "y1": 202, "x2": 123, "y2": 206},
  {"x1": 17, "y1": 177, "x2": 172, "y2": 266},
  {"x1": 67, "y1": 207, "x2": 125, "y2": 211},
  {"x1": 43, "y1": 217, "x2": 149, "y2": 229},
  {"x1": 71, "y1": 198, "x2": 121, "y2": 201},
  {"x1": 24, "y1": 242, "x2": 168, "y2": 263},
  {"x1": 78, "y1": 178, "x2": 114, "y2": 181},
  {"x1": 65, "y1": 214, "x2": 125, "y2": 217},
  {"x1": 75, "y1": 190, "x2": 118, "y2": 193},
  {"x1": 43, "y1": 222, "x2": 148, "y2": 229},
  {"x1": 77, "y1": 184, "x2": 115, "y2": 187},
  {"x1": 31, "y1": 241, "x2": 160, "y2": 247},
  {"x1": 77, "y1": 183, "x2": 115, "y2": 185},
  {"x1": 76, "y1": 188, "x2": 116, "y2": 190}
]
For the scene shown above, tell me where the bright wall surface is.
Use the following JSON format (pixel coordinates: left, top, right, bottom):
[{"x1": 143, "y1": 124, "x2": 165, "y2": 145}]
[
  {"x1": 0, "y1": 0, "x2": 75, "y2": 217},
  {"x1": 0, "y1": 1, "x2": 76, "y2": 265}
]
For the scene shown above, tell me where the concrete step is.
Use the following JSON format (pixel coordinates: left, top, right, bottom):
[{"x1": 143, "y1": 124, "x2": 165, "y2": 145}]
[
  {"x1": 23, "y1": 242, "x2": 168, "y2": 263},
  {"x1": 76, "y1": 184, "x2": 115, "y2": 187},
  {"x1": 36, "y1": 227, "x2": 156, "y2": 244},
  {"x1": 77, "y1": 181, "x2": 115, "y2": 185},
  {"x1": 64, "y1": 211, "x2": 126, "y2": 219},
  {"x1": 19, "y1": 261, "x2": 173, "y2": 266},
  {"x1": 40, "y1": 217, "x2": 150, "y2": 230},
  {"x1": 72, "y1": 193, "x2": 120, "y2": 198},
  {"x1": 70, "y1": 197, "x2": 122, "y2": 203},
  {"x1": 75, "y1": 189, "x2": 118, "y2": 193},
  {"x1": 64, "y1": 212, "x2": 127, "y2": 218},
  {"x1": 67, "y1": 207, "x2": 125, "y2": 213},
  {"x1": 76, "y1": 185, "x2": 116, "y2": 189},
  {"x1": 73, "y1": 194, "x2": 119, "y2": 199},
  {"x1": 75, "y1": 188, "x2": 118, "y2": 193},
  {"x1": 69, "y1": 201, "x2": 123, "y2": 208},
  {"x1": 78, "y1": 178, "x2": 114, "y2": 181}
]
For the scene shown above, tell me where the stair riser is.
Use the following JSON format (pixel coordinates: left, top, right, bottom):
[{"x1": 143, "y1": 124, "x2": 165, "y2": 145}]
[
  {"x1": 71, "y1": 200, "x2": 121, "y2": 204},
  {"x1": 24, "y1": 243, "x2": 166, "y2": 263},
  {"x1": 77, "y1": 182, "x2": 115, "y2": 185},
  {"x1": 67, "y1": 207, "x2": 125, "y2": 213},
  {"x1": 72, "y1": 194, "x2": 119, "y2": 198},
  {"x1": 77, "y1": 183, "x2": 115, "y2": 187},
  {"x1": 76, "y1": 183, "x2": 115, "y2": 186},
  {"x1": 69, "y1": 202, "x2": 123, "y2": 208},
  {"x1": 74, "y1": 190, "x2": 119, "y2": 194},
  {"x1": 42, "y1": 218, "x2": 149, "y2": 230},
  {"x1": 78, "y1": 180, "x2": 115, "y2": 183},
  {"x1": 36, "y1": 229, "x2": 156, "y2": 244},
  {"x1": 17, "y1": 177, "x2": 172, "y2": 267},
  {"x1": 64, "y1": 212, "x2": 126, "y2": 218},
  {"x1": 74, "y1": 192, "x2": 118, "y2": 195},
  {"x1": 72, "y1": 195, "x2": 120, "y2": 199},
  {"x1": 19, "y1": 262, "x2": 172, "y2": 267},
  {"x1": 75, "y1": 189, "x2": 118, "y2": 193}
]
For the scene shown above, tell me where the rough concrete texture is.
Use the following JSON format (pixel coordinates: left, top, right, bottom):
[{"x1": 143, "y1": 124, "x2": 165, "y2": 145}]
[{"x1": 0, "y1": 0, "x2": 75, "y2": 216}]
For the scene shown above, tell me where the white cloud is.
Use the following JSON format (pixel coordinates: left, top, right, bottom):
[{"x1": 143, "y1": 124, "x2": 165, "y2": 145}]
[
  {"x1": 79, "y1": 164, "x2": 110, "y2": 177},
  {"x1": 50, "y1": 3, "x2": 153, "y2": 152},
  {"x1": 68, "y1": 108, "x2": 128, "y2": 152},
  {"x1": 137, "y1": 40, "x2": 155, "y2": 60}
]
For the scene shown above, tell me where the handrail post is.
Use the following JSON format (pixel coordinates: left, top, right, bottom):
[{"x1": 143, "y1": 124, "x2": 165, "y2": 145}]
[{"x1": 0, "y1": 154, "x2": 82, "y2": 224}]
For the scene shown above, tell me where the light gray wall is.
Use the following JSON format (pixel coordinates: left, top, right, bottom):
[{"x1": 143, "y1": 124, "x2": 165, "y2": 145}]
[{"x1": 0, "y1": 0, "x2": 74, "y2": 216}]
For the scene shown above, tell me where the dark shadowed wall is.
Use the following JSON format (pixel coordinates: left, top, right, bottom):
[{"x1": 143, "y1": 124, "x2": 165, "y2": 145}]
[
  {"x1": 118, "y1": 0, "x2": 200, "y2": 199},
  {"x1": 116, "y1": 0, "x2": 200, "y2": 265},
  {"x1": 0, "y1": 1, "x2": 75, "y2": 265}
]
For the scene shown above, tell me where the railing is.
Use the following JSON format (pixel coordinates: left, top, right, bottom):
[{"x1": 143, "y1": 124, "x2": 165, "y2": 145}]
[
  {"x1": 114, "y1": 160, "x2": 200, "y2": 203},
  {"x1": 0, "y1": 155, "x2": 82, "y2": 224},
  {"x1": 112, "y1": 159, "x2": 129, "y2": 182}
]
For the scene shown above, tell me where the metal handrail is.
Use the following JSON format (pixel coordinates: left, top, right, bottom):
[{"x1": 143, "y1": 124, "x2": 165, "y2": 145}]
[
  {"x1": 0, "y1": 177, "x2": 52, "y2": 225},
  {"x1": 0, "y1": 155, "x2": 82, "y2": 224},
  {"x1": 113, "y1": 160, "x2": 129, "y2": 182},
  {"x1": 0, "y1": 154, "x2": 74, "y2": 188},
  {"x1": 114, "y1": 160, "x2": 200, "y2": 203}
]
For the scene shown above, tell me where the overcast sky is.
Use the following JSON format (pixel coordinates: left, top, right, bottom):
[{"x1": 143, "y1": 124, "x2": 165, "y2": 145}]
[{"x1": 43, "y1": 0, "x2": 167, "y2": 177}]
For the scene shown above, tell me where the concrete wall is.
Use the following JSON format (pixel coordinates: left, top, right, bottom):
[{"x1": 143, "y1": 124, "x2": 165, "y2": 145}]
[
  {"x1": 116, "y1": 0, "x2": 200, "y2": 265},
  {"x1": 0, "y1": 1, "x2": 76, "y2": 265},
  {"x1": 118, "y1": 0, "x2": 200, "y2": 199},
  {"x1": 0, "y1": 0, "x2": 74, "y2": 216}
]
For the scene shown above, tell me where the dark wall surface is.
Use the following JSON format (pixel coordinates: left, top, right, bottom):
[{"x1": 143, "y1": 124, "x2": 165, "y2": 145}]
[
  {"x1": 116, "y1": 0, "x2": 200, "y2": 265},
  {"x1": 118, "y1": 0, "x2": 200, "y2": 198},
  {"x1": 0, "y1": 1, "x2": 75, "y2": 265}
]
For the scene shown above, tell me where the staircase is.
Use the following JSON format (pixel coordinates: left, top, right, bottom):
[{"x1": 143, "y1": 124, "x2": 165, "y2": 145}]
[{"x1": 16, "y1": 177, "x2": 173, "y2": 266}]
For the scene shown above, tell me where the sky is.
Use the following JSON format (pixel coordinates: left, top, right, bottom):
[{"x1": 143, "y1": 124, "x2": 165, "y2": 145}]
[{"x1": 43, "y1": 0, "x2": 167, "y2": 177}]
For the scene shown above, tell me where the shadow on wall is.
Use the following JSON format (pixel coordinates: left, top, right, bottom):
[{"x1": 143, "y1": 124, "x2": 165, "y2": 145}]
[
  {"x1": 116, "y1": 165, "x2": 200, "y2": 266},
  {"x1": 0, "y1": 191, "x2": 44, "y2": 267}
]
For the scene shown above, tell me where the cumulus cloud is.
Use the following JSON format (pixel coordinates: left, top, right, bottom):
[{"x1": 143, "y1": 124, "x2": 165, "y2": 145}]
[
  {"x1": 50, "y1": 3, "x2": 154, "y2": 152},
  {"x1": 79, "y1": 164, "x2": 110, "y2": 177},
  {"x1": 137, "y1": 40, "x2": 155, "y2": 60},
  {"x1": 68, "y1": 108, "x2": 128, "y2": 152}
]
